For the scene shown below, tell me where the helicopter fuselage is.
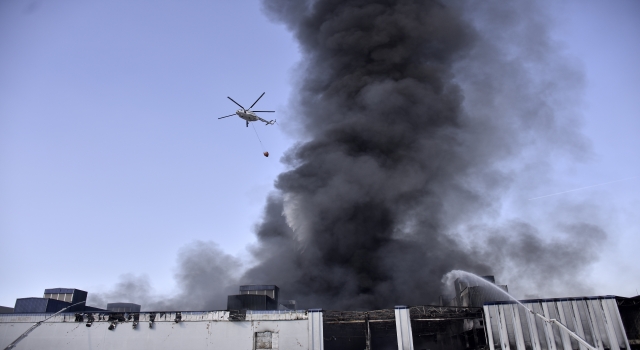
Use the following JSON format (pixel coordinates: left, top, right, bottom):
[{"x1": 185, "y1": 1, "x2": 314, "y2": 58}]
[{"x1": 236, "y1": 109, "x2": 259, "y2": 122}]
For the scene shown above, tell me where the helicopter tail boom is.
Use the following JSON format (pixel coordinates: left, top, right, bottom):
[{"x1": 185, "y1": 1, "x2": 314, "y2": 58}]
[{"x1": 256, "y1": 116, "x2": 276, "y2": 125}]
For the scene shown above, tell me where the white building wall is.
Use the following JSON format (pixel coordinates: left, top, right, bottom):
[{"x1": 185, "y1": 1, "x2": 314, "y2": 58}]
[{"x1": 0, "y1": 311, "x2": 310, "y2": 350}]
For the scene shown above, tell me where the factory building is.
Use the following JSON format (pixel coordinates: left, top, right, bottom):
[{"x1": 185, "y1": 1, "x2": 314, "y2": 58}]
[
  {"x1": 227, "y1": 285, "x2": 298, "y2": 311},
  {"x1": 450, "y1": 276, "x2": 511, "y2": 308},
  {"x1": 1, "y1": 280, "x2": 638, "y2": 350},
  {"x1": 228, "y1": 285, "x2": 280, "y2": 311}
]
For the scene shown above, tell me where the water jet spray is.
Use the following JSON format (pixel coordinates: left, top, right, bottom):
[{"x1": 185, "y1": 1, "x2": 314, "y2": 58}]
[
  {"x1": 444, "y1": 270, "x2": 598, "y2": 350},
  {"x1": 4, "y1": 301, "x2": 86, "y2": 350}
]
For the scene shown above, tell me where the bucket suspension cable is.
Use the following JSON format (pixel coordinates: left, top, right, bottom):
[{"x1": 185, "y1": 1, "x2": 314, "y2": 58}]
[{"x1": 251, "y1": 123, "x2": 269, "y2": 157}]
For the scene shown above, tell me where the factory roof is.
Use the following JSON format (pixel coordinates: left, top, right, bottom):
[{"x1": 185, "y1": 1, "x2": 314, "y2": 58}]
[
  {"x1": 239, "y1": 285, "x2": 279, "y2": 291},
  {"x1": 43, "y1": 288, "x2": 85, "y2": 294}
]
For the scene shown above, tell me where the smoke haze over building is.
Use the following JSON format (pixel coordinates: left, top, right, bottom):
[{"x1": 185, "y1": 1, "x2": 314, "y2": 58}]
[{"x1": 89, "y1": 1, "x2": 608, "y2": 311}]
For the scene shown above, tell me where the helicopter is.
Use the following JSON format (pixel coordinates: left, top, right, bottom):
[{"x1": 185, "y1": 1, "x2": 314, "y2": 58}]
[{"x1": 219, "y1": 92, "x2": 275, "y2": 127}]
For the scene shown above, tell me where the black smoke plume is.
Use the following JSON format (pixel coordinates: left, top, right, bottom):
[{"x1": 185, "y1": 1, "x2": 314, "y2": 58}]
[
  {"x1": 240, "y1": 0, "x2": 605, "y2": 310},
  {"x1": 92, "y1": 1, "x2": 606, "y2": 311}
]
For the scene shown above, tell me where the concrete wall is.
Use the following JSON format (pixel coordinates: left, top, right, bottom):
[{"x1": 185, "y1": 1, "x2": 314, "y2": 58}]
[{"x1": 0, "y1": 311, "x2": 310, "y2": 350}]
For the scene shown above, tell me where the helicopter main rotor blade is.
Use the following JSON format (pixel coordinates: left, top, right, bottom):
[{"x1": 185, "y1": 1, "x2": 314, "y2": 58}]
[
  {"x1": 252, "y1": 111, "x2": 275, "y2": 113},
  {"x1": 218, "y1": 114, "x2": 235, "y2": 119},
  {"x1": 248, "y1": 92, "x2": 265, "y2": 110},
  {"x1": 227, "y1": 97, "x2": 246, "y2": 110}
]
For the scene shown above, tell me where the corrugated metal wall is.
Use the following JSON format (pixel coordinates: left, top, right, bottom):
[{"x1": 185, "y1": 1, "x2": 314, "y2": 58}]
[{"x1": 483, "y1": 296, "x2": 631, "y2": 350}]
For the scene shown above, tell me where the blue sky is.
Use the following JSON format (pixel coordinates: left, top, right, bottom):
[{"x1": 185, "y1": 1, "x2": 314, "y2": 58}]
[
  {"x1": 1, "y1": 0, "x2": 639, "y2": 307},
  {"x1": 541, "y1": 0, "x2": 640, "y2": 296}
]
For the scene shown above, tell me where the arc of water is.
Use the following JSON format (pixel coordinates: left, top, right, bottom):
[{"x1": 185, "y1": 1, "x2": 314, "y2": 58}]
[
  {"x1": 511, "y1": 304, "x2": 526, "y2": 350},
  {"x1": 446, "y1": 270, "x2": 598, "y2": 350},
  {"x1": 541, "y1": 302, "x2": 558, "y2": 350},
  {"x1": 524, "y1": 302, "x2": 542, "y2": 350},
  {"x1": 4, "y1": 301, "x2": 86, "y2": 350},
  {"x1": 556, "y1": 301, "x2": 574, "y2": 350},
  {"x1": 534, "y1": 311, "x2": 598, "y2": 350},
  {"x1": 569, "y1": 299, "x2": 588, "y2": 350}
]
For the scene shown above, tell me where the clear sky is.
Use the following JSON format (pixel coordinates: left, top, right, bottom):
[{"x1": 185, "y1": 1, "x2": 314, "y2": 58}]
[{"x1": 1, "y1": 0, "x2": 639, "y2": 308}]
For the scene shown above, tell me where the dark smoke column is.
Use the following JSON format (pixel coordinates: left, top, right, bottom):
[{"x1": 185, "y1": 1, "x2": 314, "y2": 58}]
[
  {"x1": 244, "y1": 0, "x2": 491, "y2": 310},
  {"x1": 243, "y1": 0, "x2": 603, "y2": 310}
]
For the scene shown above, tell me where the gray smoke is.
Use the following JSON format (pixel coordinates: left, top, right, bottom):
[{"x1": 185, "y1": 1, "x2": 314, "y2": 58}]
[
  {"x1": 239, "y1": 0, "x2": 606, "y2": 310},
  {"x1": 94, "y1": 1, "x2": 607, "y2": 311},
  {"x1": 89, "y1": 241, "x2": 240, "y2": 311}
]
